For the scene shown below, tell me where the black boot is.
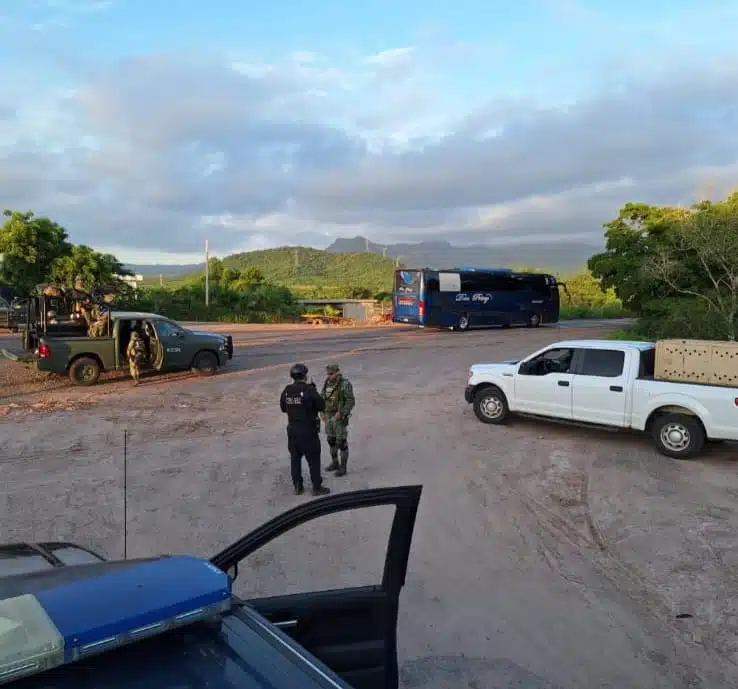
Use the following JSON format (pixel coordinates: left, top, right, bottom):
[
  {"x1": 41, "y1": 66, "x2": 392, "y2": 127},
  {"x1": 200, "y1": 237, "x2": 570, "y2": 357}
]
[
  {"x1": 312, "y1": 485, "x2": 330, "y2": 496},
  {"x1": 335, "y1": 449, "x2": 348, "y2": 477},
  {"x1": 294, "y1": 483, "x2": 304, "y2": 495},
  {"x1": 325, "y1": 453, "x2": 339, "y2": 472}
]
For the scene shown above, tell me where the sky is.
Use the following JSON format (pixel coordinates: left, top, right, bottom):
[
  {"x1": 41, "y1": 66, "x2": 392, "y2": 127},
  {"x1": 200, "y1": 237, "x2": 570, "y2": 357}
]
[{"x1": 1, "y1": 0, "x2": 737, "y2": 264}]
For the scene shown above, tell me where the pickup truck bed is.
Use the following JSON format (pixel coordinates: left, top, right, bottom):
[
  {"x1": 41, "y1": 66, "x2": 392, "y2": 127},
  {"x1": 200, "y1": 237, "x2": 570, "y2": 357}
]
[{"x1": 465, "y1": 339, "x2": 738, "y2": 459}]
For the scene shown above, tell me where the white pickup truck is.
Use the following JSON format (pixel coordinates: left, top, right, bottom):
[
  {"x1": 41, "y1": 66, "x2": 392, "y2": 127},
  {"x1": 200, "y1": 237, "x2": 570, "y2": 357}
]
[{"x1": 464, "y1": 339, "x2": 738, "y2": 459}]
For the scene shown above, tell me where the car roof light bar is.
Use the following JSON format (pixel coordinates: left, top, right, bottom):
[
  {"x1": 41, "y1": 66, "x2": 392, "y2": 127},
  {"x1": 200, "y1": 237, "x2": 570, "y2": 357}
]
[{"x1": 0, "y1": 555, "x2": 231, "y2": 684}]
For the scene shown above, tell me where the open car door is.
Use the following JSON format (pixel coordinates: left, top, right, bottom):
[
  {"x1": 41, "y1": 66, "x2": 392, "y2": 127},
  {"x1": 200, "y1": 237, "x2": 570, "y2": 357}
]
[{"x1": 210, "y1": 485, "x2": 422, "y2": 689}]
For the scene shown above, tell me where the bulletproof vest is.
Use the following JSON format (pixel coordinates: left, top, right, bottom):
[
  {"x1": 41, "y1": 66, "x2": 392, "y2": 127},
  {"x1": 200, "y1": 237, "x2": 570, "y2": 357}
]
[
  {"x1": 283, "y1": 381, "x2": 320, "y2": 430},
  {"x1": 322, "y1": 379, "x2": 341, "y2": 413}
]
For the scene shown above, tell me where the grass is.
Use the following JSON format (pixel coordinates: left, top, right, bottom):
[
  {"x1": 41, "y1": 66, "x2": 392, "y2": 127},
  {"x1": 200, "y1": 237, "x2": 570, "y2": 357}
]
[{"x1": 559, "y1": 303, "x2": 629, "y2": 319}]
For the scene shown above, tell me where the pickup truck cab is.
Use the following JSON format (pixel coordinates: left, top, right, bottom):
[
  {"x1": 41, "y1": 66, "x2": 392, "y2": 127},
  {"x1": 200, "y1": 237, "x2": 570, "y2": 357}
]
[
  {"x1": 0, "y1": 486, "x2": 422, "y2": 689},
  {"x1": 465, "y1": 339, "x2": 738, "y2": 459},
  {"x1": 36, "y1": 311, "x2": 234, "y2": 386}
]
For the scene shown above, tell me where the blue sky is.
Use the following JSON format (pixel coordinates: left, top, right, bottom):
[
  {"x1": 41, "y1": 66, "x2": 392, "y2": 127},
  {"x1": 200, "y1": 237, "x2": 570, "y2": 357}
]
[{"x1": 1, "y1": 0, "x2": 737, "y2": 263}]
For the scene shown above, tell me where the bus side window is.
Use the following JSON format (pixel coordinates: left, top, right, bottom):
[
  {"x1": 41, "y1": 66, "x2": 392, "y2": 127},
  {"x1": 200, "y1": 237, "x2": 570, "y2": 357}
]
[{"x1": 426, "y1": 277, "x2": 440, "y2": 292}]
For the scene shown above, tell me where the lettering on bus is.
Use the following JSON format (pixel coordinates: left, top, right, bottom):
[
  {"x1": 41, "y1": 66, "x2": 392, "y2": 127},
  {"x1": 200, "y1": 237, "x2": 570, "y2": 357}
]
[{"x1": 456, "y1": 293, "x2": 492, "y2": 303}]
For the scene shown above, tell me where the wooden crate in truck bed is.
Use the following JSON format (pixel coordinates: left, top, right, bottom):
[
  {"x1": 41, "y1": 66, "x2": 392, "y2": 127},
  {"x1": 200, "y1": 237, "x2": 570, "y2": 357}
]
[{"x1": 655, "y1": 339, "x2": 738, "y2": 386}]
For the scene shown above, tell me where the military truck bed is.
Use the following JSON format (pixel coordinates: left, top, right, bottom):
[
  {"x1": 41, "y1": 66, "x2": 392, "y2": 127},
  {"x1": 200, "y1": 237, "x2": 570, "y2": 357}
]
[{"x1": 13, "y1": 603, "x2": 353, "y2": 689}]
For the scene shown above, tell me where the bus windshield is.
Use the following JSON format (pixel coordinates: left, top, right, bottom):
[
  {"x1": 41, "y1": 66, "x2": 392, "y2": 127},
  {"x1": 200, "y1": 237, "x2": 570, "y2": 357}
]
[{"x1": 394, "y1": 270, "x2": 422, "y2": 294}]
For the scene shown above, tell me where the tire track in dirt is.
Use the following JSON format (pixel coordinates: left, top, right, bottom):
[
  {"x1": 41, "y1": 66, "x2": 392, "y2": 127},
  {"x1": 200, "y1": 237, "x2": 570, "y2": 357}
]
[{"x1": 467, "y1": 450, "x2": 725, "y2": 688}]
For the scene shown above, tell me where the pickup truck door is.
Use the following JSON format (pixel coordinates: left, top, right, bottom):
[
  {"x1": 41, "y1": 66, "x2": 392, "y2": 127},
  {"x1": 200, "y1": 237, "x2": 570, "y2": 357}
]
[
  {"x1": 514, "y1": 346, "x2": 575, "y2": 419},
  {"x1": 152, "y1": 319, "x2": 190, "y2": 370},
  {"x1": 210, "y1": 485, "x2": 422, "y2": 689},
  {"x1": 570, "y1": 347, "x2": 630, "y2": 426}
]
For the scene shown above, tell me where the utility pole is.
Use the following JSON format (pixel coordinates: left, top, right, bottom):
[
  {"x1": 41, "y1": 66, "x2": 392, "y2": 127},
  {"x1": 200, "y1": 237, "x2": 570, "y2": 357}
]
[
  {"x1": 382, "y1": 246, "x2": 387, "y2": 258},
  {"x1": 159, "y1": 274, "x2": 163, "y2": 287},
  {"x1": 294, "y1": 248, "x2": 299, "y2": 269},
  {"x1": 365, "y1": 237, "x2": 370, "y2": 252},
  {"x1": 205, "y1": 239, "x2": 210, "y2": 307}
]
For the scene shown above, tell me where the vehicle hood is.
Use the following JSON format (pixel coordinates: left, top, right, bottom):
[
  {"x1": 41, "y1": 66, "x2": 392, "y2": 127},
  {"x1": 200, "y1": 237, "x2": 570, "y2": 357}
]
[
  {"x1": 187, "y1": 330, "x2": 226, "y2": 340},
  {"x1": 470, "y1": 361, "x2": 518, "y2": 376}
]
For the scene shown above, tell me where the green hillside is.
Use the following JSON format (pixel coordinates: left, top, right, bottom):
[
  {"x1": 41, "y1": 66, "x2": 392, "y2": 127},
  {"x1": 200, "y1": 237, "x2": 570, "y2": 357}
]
[{"x1": 175, "y1": 247, "x2": 396, "y2": 297}]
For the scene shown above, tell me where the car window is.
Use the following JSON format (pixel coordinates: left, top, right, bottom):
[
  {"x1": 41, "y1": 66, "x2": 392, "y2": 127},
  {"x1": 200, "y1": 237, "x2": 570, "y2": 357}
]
[
  {"x1": 578, "y1": 349, "x2": 625, "y2": 377},
  {"x1": 522, "y1": 347, "x2": 574, "y2": 375},
  {"x1": 0, "y1": 545, "x2": 54, "y2": 577},
  {"x1": 46, "y1": 545, "x2": 105, "y2": 566},
  {"x1": 230, "y1": 505, "x2": 396, "y2": 599},
  {"x1": 155, "y1": 320, "x2": 182, "y2": 337}
]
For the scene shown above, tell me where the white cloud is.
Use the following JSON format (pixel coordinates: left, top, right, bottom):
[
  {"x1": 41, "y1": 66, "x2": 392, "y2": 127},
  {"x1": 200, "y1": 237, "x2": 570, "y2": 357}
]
[{"x1": 1, "y1": 24, "x2": 738, "y2": 262}]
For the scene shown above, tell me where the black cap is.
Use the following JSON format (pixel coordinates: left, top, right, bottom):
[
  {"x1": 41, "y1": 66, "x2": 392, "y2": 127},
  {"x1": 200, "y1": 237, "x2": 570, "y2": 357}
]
[{"x1": 290, "y1": 363, "x2": 309, "y2": 379}]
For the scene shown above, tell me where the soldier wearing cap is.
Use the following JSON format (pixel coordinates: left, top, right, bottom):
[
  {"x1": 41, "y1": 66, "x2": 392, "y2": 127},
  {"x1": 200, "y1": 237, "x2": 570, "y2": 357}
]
[{"x1": 320, "y1": 363, "x2": 355, "y2": 477}]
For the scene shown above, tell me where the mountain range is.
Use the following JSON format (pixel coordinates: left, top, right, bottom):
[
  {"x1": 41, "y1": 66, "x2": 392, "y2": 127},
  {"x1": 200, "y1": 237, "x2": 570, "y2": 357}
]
[{"x1": 125, "y1": 237, "x2": 603, "y2": 276}]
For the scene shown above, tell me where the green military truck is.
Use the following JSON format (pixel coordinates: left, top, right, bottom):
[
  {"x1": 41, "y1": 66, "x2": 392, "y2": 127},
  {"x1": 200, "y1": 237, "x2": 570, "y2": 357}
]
[{"x1": 35, "y1": 310, "x2": 234, "y2": 386}]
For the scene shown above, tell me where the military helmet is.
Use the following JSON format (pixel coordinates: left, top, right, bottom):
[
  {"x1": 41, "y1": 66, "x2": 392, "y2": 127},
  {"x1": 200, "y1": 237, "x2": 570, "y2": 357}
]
[
  {"x1": 326, "y1": 363, "x2": 340, "y2": 373},
  {"x1": 290, "y1": 363, "x2": 309, "y2": 380}
]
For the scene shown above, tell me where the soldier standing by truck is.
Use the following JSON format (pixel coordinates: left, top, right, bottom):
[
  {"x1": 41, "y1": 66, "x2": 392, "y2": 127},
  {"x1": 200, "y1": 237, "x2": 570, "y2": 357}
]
[
  {"x1": 126, "y1": 330, "x2": 146, "y2": 385},
  {"x1": 321, "y1": 363, "x2": 355, "y2": 477}
]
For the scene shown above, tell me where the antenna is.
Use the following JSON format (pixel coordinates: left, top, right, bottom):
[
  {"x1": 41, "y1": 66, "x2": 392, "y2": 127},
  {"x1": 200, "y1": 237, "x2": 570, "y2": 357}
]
[{"x1": 123, "y1": 429, "x2": 128, "y2": 560}]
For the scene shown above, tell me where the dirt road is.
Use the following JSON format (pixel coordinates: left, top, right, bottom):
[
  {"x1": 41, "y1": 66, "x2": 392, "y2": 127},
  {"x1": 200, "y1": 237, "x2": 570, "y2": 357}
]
[{"x1": 1, "y1": 321, "x2": 736, "y2": 689}]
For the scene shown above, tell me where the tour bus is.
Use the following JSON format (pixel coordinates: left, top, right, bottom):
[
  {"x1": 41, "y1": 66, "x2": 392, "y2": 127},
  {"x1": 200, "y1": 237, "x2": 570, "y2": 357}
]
[{"x1": 392, "y1": 267, "x2": 563, "y2": 330}]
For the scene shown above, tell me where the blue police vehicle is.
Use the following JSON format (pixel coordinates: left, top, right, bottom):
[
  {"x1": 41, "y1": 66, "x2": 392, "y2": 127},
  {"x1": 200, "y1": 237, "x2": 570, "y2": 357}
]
[{"x1": 0, "y1": 486, "x2": 421, "y2": 689}]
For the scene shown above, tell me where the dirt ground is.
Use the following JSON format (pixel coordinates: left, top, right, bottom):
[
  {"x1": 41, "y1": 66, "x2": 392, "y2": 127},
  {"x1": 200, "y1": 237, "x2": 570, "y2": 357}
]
[{"x1": 1, "y1": 321, "x2": 737, "y2": 689}]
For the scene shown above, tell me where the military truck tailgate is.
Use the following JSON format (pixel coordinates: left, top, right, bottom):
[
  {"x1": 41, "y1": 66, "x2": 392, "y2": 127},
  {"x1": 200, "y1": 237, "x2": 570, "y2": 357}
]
[{"x1": 12, "y1": 603, "x2": 354, "y2": 689}]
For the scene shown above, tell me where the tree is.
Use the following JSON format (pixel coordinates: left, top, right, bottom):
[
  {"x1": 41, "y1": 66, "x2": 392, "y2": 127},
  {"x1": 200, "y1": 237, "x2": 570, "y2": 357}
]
[
  {"x1": 0, "y1": 210, "x2": 72, "y2": 292},
  {"x1": 644, "y1": 199, "x2": 738, "y2": 340},
  {"x1": 239, "y1": 267, "x2": 265, "y2": 286},
  {"x1": 588, "y1": 202, "x2": 689, "y2": 312},
  {"x1": 48, "y1": 244, "x2": 130, "y2": 288},
  {"x1": 589, "y1": 192, "x2": 738, "y2": 340}
]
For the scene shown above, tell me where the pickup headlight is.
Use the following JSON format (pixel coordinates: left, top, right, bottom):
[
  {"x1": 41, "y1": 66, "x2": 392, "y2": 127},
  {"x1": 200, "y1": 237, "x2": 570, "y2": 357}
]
[{"x1": 218, "y1": 342, "x2": 226, "y2": 351}]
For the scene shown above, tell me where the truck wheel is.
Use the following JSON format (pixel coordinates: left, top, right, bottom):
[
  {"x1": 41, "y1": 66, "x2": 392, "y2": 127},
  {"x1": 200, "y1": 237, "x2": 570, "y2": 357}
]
[
  {"x1": 68, "y1": 357, "x2": 101, "y2": 386},
  {"x1": 454, "y1": 313, "x2": 471, "y2": 331},
  {"x1": 473, "y1": 387, "x2": 509, "y2": 424},
  {"x1": 192, "y1": 350, "x2": 218, "y2": 376},
  {"x1": 652, "y1": 413, "x2": 705, "y2": 459},
  {"x1": 527, "y1": 313, "x2": 541, "y2": 328}
]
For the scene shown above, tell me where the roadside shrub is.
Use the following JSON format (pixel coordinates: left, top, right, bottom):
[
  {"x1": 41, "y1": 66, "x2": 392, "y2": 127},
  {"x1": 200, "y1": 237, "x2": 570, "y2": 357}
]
[{"x1": 119, "y1": 283, "x2": 301, "y2": 323}]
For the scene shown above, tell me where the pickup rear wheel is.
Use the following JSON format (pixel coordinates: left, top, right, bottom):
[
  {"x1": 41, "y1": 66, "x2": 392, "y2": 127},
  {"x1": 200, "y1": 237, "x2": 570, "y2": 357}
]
[
  {"x1": 473, "y1": 387, "x2": 509, "y2": 424},
  {"x1": 652, "y1": 413, "x2": 705, "y2": 459},
  {"x1": 68, "y1": 356, "x2": 101, "y2": 386},
  {"x1": 191, "y1": 350, "x2": 219, "y2": 376}
]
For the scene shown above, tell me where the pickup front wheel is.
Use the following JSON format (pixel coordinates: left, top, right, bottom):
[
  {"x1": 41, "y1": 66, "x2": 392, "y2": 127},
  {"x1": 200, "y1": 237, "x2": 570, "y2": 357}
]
[
  {"x1": 651, "y1": 413, "x2": 705, "y2": 459},
  {"x1": 191, "y1": 350, "x2": 219, "y2": 376},
  {"x1": 473, "y1": 387, "x2": 509, "y2": 424},
  {"x1": 68, "y1": 357, "x2": 101, "y2": 386}
]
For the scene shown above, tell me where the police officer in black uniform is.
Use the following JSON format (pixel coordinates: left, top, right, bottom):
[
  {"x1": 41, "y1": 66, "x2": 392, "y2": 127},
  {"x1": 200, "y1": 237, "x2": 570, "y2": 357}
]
[{"x1": 280, "y1": 363, "x2": 331, "y2": 496}]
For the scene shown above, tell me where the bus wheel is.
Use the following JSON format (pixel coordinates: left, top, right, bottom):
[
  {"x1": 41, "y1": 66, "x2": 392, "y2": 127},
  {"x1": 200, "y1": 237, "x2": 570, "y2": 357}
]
[
  {"x1": 527, "y1": 313, "x2": 541, "y2": 328},
  {"x1": 455, "y1": 313, "x2": 471, "y2": 331}
]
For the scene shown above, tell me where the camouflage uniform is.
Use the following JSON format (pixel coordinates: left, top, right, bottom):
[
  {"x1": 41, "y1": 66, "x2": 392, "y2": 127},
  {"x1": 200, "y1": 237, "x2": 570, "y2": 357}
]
[
  {"x1": 321, "y1": 363, "x2": 355, "y2": 476},
  {"x1": 88, "y1": 311, "x2": 110, "y2": 337},
  {"x1": 126, "y1": 331, "x2": 146, "y2": 385}
]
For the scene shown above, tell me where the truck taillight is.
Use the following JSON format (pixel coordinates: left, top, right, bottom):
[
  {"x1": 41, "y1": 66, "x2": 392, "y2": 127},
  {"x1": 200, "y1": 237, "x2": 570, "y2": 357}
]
[
  {"x1": 38, "y1": 343, "x2": 50, "y2": 359},
  {"x1": 419, "y1": 300, "x2": 425, "y2": 316}
]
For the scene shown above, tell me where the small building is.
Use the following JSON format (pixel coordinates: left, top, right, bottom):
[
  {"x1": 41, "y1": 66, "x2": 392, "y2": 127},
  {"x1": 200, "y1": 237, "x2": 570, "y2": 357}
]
[
  {"x1": 298, "y1": 299, "x2": 384, "y2": 324},
  {"x1": 115, "y1": 273, "x2": 144, "y2": 290}
]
